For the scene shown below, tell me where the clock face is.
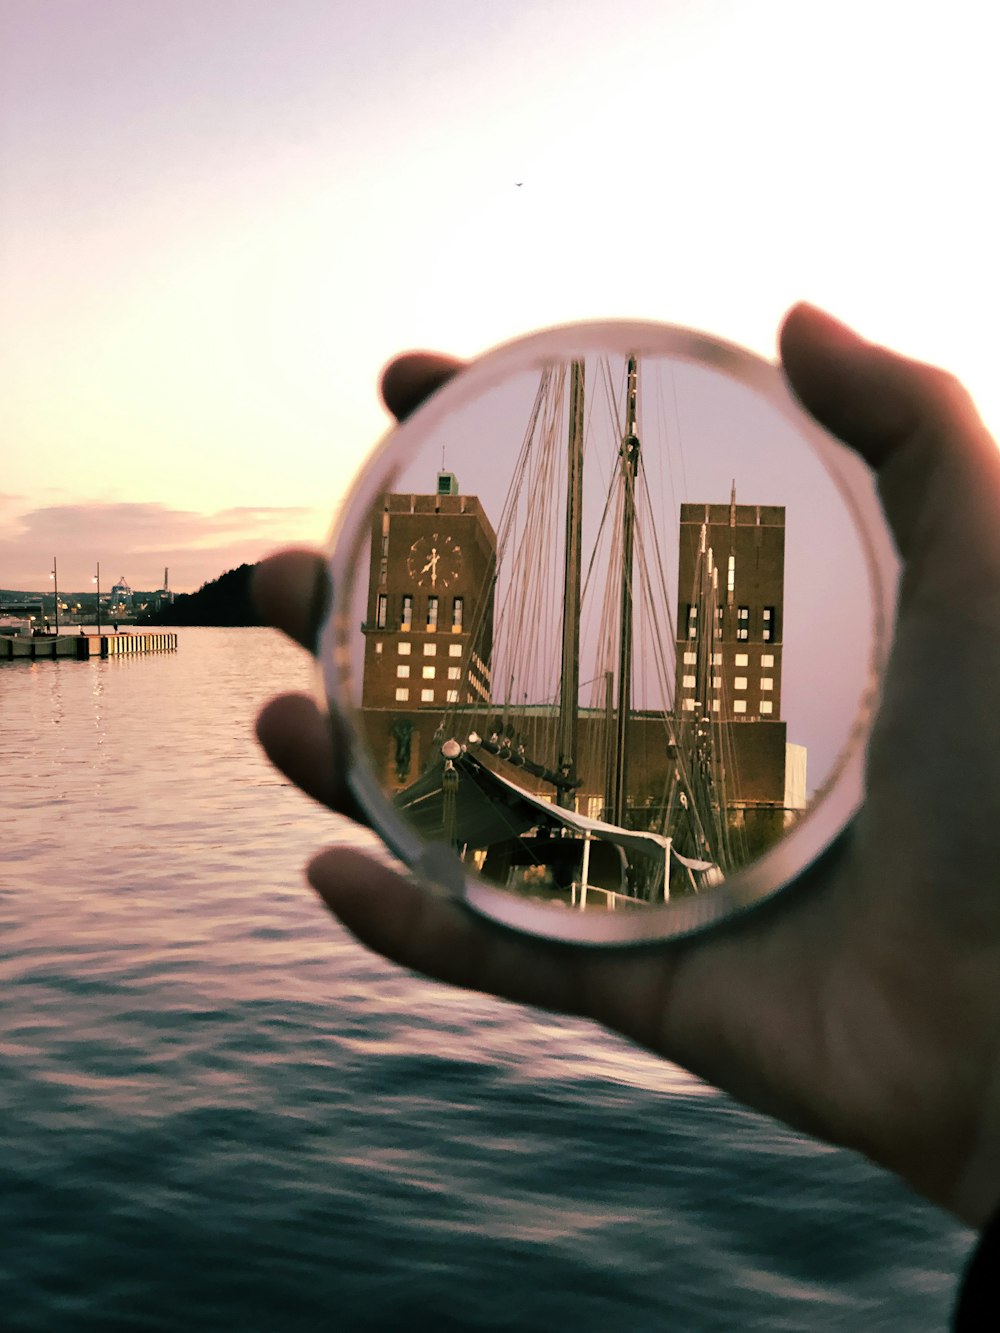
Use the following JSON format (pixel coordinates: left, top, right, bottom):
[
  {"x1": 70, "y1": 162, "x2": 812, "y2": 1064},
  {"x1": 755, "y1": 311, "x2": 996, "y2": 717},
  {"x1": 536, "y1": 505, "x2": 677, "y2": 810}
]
[{"x1": 407, "y1": 532, "x2": 463, "y2": 589}]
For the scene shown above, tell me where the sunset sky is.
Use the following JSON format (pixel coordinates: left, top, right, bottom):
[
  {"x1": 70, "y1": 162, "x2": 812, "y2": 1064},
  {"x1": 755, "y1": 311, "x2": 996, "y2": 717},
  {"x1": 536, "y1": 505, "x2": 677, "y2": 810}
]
[{"x1": 2, "y1": 0, "x2": 997, "y2": 592}]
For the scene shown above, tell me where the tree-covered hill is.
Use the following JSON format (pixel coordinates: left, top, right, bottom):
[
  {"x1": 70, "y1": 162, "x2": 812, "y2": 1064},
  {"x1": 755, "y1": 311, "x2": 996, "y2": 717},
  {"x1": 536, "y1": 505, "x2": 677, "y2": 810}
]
[{"x1": 140, "y1": 564, "x2": 261, "y2": 627}]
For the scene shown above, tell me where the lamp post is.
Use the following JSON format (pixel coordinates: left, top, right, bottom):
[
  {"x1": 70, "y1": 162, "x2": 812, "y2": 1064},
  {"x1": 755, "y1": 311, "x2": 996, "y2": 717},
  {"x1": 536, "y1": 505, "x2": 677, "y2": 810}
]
[
  {"x1": 50, "y1": 557, "x2": 60, "y2": 633},
  {"x1": 93, "y1": 562, "x2": 101, "y2": 634}
]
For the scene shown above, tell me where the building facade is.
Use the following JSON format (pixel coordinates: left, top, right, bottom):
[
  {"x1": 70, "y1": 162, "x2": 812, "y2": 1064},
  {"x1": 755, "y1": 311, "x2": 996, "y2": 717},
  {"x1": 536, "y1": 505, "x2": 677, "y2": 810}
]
[
  {"x1": 674, "y1": 495, "x2": 785, "y2": 721},
  {"x1": 359, "y1": 478, "x2": 803, "y2": 828},
  {"x1": 360, "y1": 473, "x2": 496, "y2": 787}
]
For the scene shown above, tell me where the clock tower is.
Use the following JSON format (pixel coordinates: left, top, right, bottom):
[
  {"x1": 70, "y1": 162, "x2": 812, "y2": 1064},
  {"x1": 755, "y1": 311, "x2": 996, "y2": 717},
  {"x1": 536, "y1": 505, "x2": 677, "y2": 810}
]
[{"x1": 360, "y1": 471, "x2": 496, "y2": 718}]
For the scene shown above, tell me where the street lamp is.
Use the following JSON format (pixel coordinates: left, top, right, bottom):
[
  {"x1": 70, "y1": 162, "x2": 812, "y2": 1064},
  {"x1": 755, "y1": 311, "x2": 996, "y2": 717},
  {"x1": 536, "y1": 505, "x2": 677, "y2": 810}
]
[
  {"x1": 50, "y1": 556, "x2": 60, "y2": 633},
  {"x1": 93, "y1": 561, "x2": 101, "y2": 634}
]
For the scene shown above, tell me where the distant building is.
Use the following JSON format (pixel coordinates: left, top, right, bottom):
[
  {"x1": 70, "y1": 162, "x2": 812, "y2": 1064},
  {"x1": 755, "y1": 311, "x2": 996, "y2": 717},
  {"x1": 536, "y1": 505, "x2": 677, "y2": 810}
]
[{"x1": 110, "y1": 576, "x2": 133, "y2": 611}]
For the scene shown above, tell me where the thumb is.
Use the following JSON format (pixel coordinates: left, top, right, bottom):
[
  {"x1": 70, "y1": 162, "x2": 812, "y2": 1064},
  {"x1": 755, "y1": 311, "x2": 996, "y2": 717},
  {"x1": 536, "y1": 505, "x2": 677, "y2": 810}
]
[{"x1": 779, "y1": 303, "x2": 1000, "y2": 595}]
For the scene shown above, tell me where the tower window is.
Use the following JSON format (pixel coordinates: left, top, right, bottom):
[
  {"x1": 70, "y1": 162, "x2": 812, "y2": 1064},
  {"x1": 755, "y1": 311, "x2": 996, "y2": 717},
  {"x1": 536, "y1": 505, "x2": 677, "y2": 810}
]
[
  {"x1": 420, "y1": 688, "x2": 434, "y2": 702},
  {"x1": 760, "y1": 700, "x2": 773, "y2": 714},
  {"x1": 396, "y1": 665, "x2": 410, "y2": 679},
  {"x1": 761, "y1": 653, "x2": 774, "y2": 668},
  {"x1": 715, "y1": 606, "x2": 724, "y2": 639},
  {"x1": 446, "y1": 689, "x2": 459, "y2": 702},
  {"x1": 376, "y1": 594, "x2": 387, "y2": 629},
  {"x1": 448, "y1": 666, "x2": 461, "y2": 680},
  {"x1": 427, "y1": 596, "x2": 438, "y2": 630},
  {"x1": 422, "y1": 665, "x2": 435, "y2": 679},
  {"x1": 398, "y1": 641, "x2": 411, "y2": 656},
  {"x1": 727, "y1": 555, "x2": 735, "y2": 594},
  {"x1": 682, "y1": 675, "x2": 696, "y2": 688},
  {"x1": 762, "y1": 607, "x2": 775, "y2": 642},
  {"x1": 423, "y1": 642, "x2": 437, "y2": 656},
  {"x1": 736, "y1": 607, "x2": 749, "y2": 641},
  {"x1": 686, "y1": 605, "x2": 698, "y2": 640},
  {"x1": 733, "y1": 700, "x2": 747, "y2": 713},
  {"x1": 734, "y1": 677, "x2": 747, "y2": 690},
  {"x1": 452, "y1": 597, "x2": 463, "y2": 631},
  {"x1": 449, "y1": 643, "x2": 462, "y2": 657},
  {"x1": 761, "y1": 677, "x2": 773, "y2": 690},
  {"x1": 395, "y1": 687, "x2": 409, "y2": 702},
  {"x1": 401, "y1": 595, "x2": 413, "y2": 631}
]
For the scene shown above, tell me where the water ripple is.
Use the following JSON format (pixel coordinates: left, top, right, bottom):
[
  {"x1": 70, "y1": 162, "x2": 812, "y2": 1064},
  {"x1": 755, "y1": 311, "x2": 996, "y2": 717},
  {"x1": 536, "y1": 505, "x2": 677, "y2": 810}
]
[{"x1": 1, "y1": 630, "x2": 970, "y2": 1330}]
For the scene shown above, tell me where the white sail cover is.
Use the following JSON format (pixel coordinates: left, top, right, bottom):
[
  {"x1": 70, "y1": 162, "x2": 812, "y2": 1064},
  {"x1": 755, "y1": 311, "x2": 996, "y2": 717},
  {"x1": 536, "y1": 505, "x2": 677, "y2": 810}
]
[{"x1": 396, "y1": 750, "x2": 689, "y2": 868}]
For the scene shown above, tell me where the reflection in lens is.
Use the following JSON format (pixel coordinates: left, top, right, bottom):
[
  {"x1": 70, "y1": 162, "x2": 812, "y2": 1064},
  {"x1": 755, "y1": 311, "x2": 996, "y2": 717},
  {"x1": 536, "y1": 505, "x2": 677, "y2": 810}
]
[{"x1": 346, "y1": 349, "x2": 871, "y2": 914}]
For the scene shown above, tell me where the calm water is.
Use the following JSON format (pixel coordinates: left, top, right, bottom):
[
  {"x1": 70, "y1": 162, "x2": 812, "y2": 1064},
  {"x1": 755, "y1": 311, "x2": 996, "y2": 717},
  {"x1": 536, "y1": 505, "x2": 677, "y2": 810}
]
[{"x1": 1, "y1": 629, "x2": 970, "y2": 1330}]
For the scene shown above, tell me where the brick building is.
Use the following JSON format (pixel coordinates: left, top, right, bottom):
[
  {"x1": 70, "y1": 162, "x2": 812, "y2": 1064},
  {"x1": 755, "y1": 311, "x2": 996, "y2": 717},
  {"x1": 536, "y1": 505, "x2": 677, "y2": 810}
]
[{"x1": 358, "y1": 477, "x2": 804, "y2": 829}]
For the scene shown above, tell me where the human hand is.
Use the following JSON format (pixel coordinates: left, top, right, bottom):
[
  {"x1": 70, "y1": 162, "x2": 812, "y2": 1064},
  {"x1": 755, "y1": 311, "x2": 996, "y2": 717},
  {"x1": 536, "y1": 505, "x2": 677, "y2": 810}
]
[{"x1": 254, "y1": 307, "x2": 1000, "y2": 1228}]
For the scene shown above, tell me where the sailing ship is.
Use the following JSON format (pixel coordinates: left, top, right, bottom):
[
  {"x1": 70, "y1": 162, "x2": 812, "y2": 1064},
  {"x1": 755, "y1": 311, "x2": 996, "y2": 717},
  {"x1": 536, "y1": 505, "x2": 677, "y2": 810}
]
[{"x1": 360, "y1": 353, "x2": 802, "y2": 910}]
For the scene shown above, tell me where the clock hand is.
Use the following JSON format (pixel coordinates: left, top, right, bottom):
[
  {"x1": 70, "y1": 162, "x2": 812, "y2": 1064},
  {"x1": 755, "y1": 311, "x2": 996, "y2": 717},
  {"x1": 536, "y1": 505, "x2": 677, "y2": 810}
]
[{"x1": 421, "y1": 549, "x2": 439, "y2": 588}]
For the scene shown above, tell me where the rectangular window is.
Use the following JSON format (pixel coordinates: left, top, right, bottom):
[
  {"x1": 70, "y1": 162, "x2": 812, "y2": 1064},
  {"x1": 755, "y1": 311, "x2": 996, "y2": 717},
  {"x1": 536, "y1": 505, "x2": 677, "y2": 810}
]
[
  {"x1": 448, "y1": 666, "x2": 461, "y2": 680},
  {"x1": 686, "y1": 604, "x2": 698, "y2": 640},
  {"x1": 712, "y1": 653, "x2": 722, "y2": 666},
  {"x1": 401, "y1": 595, "x2": 413, "y2": 631},
  {"x1": 735, "y1": 652, "x2": 749, "y2": 667},
  {"x1": 375, "y1": 641, "x2": 383, "y2": 654},
  {"x1": 683, "y1": 651, "x2": 697, "y2": 665},
  {"x1": 426, "y1": 596, "x2": 438, "y2": 630},
  {"x1": 446, "y1": 689, "x2": 459, "y2": 702},
  {"x1": 761, "y1": 653, "x2": 774, "y2": 668},
  {"x1": 735, "y1": 676, "x2": 747, "y2": 690},
  {"x1": 420, "y1": 688, "x2": 434, "y2": 702},
  {"x1": 715, "y1": 607, "x2": 724, "y2": 639},
  {"x1": 381, "y1": 533, "x2": 389, "y2": 558},
  {"x1": 760, "y1": 700, "x2": 773, "y2": 714},
  {"x1": 376, "y1": 594, "x2": 387, "y2": 629},
  {"x1": 733, "y1": 699, "x2": 747, "y2": 713},
  {"x1": 396, "y1": 664, "x2": 410, "y2": 679},
  {"x1": 712, "y1": 699, "x2": 720, "y2": 712},
  {"x1": 452, "y1": 597, "x2": 463, "y2": 631},
  {"x1": 761, "y1": 677, "x2": 773, "y2": 690},
  {"x1": 423, "y1": 643, "x2": 437, "y2": 657},
  {"x1": 395, "y1": 687, "x2": 409, "y2": 702},
  {"x1": 682, "y1": 698, "x2": 696, "y2": 711},
  {"x1": 398, "y1": 641, "x2": 411, "y2": 656},
  {"x1": 727, "y1": 555, "x2": 735, "y2": 593},
  {"x1": 682, "y1": 674, "x2": 696, "y2": 688},
  {"x1": 422, "y1": 665, "x2": 435, "y2": 679},
  {"x1": 762, "y1": 606, "x2": 774, "y2": 642},
  {"x1": 736, "y1": 606, "x2": 749, "y2": 641},
  {"x1": 449, "y1": 643, "x2": 462, "y2": 657},
  {"x1": 712, "y1": 675, "x2": 721, "y2": 688}
]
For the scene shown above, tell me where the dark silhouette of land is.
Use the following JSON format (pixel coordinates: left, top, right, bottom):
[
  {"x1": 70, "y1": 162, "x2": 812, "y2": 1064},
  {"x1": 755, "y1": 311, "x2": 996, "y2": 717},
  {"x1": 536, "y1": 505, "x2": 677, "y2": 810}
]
[{"x1": 140, "y1": 564, "x2": 261, "y2": 627}]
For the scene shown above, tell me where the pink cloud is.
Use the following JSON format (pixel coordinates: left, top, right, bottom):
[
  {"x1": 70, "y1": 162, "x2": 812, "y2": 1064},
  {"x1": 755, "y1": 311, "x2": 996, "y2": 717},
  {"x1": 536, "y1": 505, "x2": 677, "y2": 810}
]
[{"x1": 0, "y1": 500, "x2": 326, "y2": 592}]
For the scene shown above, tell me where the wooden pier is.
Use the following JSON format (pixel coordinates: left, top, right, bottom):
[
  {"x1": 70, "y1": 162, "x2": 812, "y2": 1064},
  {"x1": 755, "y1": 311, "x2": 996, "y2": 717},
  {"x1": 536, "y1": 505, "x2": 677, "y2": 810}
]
[{"x1": 0, "y1": 631, "x2": 177, "y2": 662}]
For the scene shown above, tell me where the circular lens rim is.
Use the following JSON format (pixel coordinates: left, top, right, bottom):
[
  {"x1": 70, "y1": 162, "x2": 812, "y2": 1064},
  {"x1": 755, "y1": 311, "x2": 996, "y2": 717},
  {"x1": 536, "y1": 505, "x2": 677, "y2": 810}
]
[{"x1": 319, "y1": 319, "x2": 897, "y2": 945}]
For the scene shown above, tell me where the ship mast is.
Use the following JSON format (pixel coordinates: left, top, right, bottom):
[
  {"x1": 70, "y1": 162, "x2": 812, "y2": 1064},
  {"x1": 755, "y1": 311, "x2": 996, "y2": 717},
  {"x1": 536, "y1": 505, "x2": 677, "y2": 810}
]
[
  {"x1": 610, "y1": 354, "x2": 640, "y2": 826},
  {"x1": 556, "y1": 361, "x2": 585, "y2": 809}
]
